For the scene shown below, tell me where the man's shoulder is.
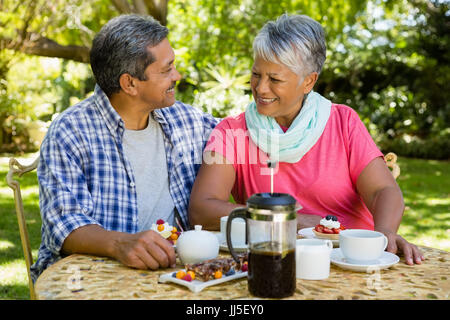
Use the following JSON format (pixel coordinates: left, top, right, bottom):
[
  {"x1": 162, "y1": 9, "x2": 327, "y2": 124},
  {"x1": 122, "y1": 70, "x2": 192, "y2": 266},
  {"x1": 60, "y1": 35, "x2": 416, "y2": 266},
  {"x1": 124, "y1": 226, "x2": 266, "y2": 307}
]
[{"x1": 46, "y1": 95, "x2": 98, "y2": 137}]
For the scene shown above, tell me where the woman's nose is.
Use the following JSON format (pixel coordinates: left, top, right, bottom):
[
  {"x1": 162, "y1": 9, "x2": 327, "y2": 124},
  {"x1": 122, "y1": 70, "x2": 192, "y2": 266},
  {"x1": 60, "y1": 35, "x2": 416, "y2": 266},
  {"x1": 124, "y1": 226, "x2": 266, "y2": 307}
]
[{"x1": 255, "y1": 78, "x2": 270, "y2": 95}]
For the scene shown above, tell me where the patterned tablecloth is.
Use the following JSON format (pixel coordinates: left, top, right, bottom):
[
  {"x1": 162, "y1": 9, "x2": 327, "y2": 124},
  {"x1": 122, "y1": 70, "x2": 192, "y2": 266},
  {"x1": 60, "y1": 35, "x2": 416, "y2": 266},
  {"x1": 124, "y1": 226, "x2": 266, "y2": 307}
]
[{"x1": 35, "y1": 246, "x2": 449, "y2": 300}]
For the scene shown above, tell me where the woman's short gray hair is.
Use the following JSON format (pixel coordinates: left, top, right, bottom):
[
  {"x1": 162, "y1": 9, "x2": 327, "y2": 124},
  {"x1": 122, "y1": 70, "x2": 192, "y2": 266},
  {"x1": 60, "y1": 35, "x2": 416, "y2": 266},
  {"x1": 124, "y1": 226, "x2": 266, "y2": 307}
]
[
  {"x1": 253, "y1": 14, "x2": 326, "y2": 79},
  {"x1": 90, "y1": 14, "x2": 168, "y2": 96}
]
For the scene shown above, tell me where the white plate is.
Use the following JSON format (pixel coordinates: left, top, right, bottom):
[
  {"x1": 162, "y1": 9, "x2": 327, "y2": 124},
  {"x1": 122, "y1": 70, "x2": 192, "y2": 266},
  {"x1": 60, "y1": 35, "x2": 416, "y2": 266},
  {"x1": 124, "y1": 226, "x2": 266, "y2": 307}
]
[
  {"x1": 158, "y1": 269, "x2": 247, "y2": 293},
  {"x1": 298, "y1": 227, "x2": 339, "y2": 247},
  {"x1": 330, "y1": 248, "x2": 400, "y2": 272}
]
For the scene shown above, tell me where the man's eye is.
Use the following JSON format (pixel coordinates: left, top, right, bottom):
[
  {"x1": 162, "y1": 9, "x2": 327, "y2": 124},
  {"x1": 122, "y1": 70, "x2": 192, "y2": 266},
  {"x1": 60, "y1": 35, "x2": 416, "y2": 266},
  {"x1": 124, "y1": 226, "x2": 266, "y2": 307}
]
[
  {"x1": 163, "y1": 68, "x2": 172, "y2": 74},
  {"x1": 251, "y1": 72, "x2": 260, "y2": 77},
  {"x1": 270, "y1": 77, "x2": 281, "y2": 82}
]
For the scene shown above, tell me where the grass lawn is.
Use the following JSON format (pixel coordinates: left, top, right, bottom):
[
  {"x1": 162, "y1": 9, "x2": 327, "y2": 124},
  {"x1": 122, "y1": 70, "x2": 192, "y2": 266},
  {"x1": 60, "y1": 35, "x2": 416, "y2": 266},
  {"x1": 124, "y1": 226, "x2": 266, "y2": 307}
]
[{"x1": 0, "y1": 153, "x2": 449, "y2": 300}]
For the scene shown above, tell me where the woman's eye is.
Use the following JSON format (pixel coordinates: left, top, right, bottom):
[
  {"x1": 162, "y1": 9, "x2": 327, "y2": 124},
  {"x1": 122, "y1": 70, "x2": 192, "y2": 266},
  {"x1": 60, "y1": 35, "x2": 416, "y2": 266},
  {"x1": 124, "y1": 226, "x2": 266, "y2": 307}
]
[
  {"x1": 163, "y1": 68, "x2": 172, "y2": 73},
  {"x1": 270, "y1": 77, "x2": 280, "y2": 82},
  {"x1": 251, "y1": 72, "x2": 260, "y2": 77}
]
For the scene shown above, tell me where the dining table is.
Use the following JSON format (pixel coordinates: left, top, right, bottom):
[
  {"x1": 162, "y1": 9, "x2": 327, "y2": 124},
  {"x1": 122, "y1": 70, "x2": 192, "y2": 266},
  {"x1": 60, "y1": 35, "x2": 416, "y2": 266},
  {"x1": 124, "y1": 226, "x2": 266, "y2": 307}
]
[{"x1": 34, "y1": 241, "x2": 449, "y2": 300}]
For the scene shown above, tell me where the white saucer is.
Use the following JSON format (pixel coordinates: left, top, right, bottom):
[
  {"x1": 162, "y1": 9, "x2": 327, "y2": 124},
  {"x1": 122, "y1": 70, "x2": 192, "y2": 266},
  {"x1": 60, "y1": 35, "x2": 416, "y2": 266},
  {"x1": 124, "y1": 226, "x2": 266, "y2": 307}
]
[
  {"x1": 215, "y1": 233, "x2": 248, "y2": 252},
  {"x1": 330, "y1": 248, "x2": 400, "y2": 272},
  {"x1": 219, "y1": 241, "x2": 248, "y2": 252},
  {"x1": 298, "y1": 227, "x2": 339, "y2": 247}
]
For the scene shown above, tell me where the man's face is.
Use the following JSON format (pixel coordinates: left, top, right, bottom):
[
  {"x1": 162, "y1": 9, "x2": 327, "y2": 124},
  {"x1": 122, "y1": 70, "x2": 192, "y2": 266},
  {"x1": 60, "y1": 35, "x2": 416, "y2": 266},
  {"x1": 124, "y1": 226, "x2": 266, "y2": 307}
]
[{"x1": 135, "y1": 38, "x2": 182, "y2": 110}]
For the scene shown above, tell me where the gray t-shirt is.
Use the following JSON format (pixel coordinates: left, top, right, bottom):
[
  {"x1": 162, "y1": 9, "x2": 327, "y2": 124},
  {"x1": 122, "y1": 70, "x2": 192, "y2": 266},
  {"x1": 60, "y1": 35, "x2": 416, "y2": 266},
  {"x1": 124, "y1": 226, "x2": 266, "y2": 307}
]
[{"x1": 122, "y1": 114, "x2": 175, "y2": 231}]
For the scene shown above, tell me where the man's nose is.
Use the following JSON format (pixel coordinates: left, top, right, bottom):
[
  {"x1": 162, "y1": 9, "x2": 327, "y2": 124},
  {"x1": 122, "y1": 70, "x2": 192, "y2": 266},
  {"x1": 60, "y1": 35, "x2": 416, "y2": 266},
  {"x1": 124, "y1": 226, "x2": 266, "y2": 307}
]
[{"x1": 172, "y1": 67, "x2": 182, "y2": 82}]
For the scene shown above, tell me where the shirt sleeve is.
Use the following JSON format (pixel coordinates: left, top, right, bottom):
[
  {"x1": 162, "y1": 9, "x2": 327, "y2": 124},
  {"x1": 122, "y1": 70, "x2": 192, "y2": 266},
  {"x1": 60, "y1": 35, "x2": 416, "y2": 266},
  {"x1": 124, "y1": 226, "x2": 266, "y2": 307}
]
[
  {"x1": 203, "y1": 119, "x2": 238, "y2": 167},
  {"x1": 37, "y1": 121, "x2": 101, "y2": 255},
  {"x1": 347, "y1": 109, "x2": 384, "y2": 185}
]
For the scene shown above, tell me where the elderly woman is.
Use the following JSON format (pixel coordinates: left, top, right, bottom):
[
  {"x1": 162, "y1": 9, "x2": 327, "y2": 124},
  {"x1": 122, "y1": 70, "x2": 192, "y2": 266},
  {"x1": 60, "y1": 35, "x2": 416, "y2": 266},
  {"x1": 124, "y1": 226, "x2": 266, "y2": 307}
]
[{"x1": 189, "y1": 14, "x2": 423, "y2": 265}]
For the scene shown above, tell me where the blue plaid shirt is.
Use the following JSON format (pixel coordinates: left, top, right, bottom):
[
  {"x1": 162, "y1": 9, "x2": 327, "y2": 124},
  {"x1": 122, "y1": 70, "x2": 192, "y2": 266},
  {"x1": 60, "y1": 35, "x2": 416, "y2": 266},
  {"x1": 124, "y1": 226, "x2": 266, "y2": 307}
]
[{"x1": 31, "y1": 85, "x2": 217, "y2": 282}]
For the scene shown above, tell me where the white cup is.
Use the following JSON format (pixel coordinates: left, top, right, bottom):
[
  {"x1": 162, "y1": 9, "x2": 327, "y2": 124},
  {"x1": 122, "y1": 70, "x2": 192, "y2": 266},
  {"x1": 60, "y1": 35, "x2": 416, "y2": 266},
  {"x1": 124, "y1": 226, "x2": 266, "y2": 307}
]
[
  {"x1": 220, "y1": 216, "x2": 246, "y2": 246},
  {"x1": 339, "y1": 229, "x2": 388, "y2": 264},
  {"x1": 296, "y1": 239, "x2": 333, "y2": 280}
]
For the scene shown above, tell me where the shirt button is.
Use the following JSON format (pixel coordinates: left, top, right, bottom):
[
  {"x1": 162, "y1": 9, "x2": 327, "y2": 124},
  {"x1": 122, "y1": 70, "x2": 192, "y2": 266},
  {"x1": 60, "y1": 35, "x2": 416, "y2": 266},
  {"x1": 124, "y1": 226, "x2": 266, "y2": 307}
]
[
  {"x1": 82, "y1": 207, "x2": 88, "y2": 213},
  {"x1": 130, "y1": 182, "x2": 135, "y2": 187}
]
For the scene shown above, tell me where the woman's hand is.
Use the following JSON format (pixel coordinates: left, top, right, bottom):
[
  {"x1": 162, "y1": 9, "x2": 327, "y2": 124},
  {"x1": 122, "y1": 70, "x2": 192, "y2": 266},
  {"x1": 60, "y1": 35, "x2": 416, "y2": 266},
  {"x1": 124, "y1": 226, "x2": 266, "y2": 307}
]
[{"x1": 381, "y1": 230, "x2": 425, "y2": 265}]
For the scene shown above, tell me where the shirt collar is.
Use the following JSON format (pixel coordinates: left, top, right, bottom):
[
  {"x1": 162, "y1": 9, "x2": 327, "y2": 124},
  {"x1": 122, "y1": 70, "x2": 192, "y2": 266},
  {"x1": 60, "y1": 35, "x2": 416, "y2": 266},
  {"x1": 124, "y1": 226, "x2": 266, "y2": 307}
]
[{"x1": 93, "y1": 84, "x2": 125, "y2": 138}]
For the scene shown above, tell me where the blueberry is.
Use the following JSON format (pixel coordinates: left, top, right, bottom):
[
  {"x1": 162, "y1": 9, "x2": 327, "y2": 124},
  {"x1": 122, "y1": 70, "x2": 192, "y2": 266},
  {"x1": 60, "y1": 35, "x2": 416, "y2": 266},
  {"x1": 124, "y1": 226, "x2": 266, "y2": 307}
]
[
  {"x1": 326, "y1": 215, "x2": 338, "y2": 221},
  {"x1": 225, "y1": 268, "x2": 235, "y2": 276}
]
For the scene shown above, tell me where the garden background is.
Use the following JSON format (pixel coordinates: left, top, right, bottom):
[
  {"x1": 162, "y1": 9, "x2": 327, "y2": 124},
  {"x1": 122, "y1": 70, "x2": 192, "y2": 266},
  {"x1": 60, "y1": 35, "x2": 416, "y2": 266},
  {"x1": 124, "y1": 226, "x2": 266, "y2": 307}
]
[{"x1": 0, "y1": 0, "x2": 449, "y2": 299}]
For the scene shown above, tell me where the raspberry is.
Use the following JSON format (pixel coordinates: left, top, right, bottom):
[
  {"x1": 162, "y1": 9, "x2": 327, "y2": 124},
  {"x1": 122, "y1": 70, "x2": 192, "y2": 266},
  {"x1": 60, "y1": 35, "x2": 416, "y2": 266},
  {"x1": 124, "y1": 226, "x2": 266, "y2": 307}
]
[
  {"x1": 241, "y1": 262, "x2": 248, "y2": 272},
  {"x1": 156, "y1": 219, "x2": 165, "y2": 225},
  {"x1": 183, "y1": 274, "x2": 192, "y2": 282}
]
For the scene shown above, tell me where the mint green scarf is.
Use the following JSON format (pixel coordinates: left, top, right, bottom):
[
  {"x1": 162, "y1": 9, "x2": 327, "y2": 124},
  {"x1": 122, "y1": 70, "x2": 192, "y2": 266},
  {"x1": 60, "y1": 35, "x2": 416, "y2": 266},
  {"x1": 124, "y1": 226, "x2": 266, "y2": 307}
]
[{"x1": 245, "y1": 91, "x2": 331, "y2": 163}]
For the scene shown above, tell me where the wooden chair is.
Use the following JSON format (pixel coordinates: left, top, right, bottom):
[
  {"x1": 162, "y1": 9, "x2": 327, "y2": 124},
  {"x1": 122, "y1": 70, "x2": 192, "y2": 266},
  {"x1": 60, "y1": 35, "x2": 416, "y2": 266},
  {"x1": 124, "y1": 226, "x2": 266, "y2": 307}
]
[
  {"x1": 6, "y1": 156, "x2": 39, "y2": 300},
  {"x1": 384, "y1": 152, "x2": 400, "y2": 180}
]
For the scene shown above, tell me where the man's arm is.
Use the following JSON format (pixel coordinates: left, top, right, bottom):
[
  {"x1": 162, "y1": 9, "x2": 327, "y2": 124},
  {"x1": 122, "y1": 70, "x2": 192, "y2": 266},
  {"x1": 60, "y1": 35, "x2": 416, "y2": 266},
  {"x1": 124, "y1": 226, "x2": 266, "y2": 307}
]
[{"x1": 62, "y1": 225, "x2": 176, "y2": 269}]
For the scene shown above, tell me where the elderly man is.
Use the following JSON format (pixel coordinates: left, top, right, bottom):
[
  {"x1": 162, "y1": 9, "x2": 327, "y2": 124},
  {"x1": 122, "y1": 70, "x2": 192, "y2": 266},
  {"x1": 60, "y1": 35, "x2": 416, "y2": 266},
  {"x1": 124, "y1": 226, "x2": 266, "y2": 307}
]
[{"x1": 32, "y1": 14, "x2": 217, "y2": 282}]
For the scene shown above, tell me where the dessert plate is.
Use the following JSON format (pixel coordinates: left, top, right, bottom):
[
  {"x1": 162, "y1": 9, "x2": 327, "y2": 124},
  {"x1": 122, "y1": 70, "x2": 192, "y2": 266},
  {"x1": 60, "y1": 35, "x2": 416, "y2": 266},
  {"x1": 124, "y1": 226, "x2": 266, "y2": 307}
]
[
  {"x1": 330, "y1": 248, "x2": 400, "y2": 272},
  {"x1": 298, "y1": 227, "x2": 339, "y2": 247},
  {"x1": 158, "y1": 269, "x2": 247, "y2": 293}
]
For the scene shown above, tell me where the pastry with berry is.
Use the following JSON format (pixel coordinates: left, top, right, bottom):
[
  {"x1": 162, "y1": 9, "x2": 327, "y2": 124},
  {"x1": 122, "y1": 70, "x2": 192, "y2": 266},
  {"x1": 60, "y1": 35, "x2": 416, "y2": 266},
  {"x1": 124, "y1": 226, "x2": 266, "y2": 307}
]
[
  {"x1": 151, "y1": 219, "x2": 181, "y2": 245},
  {"x1": 313, "y1": 215, "x2": 345, "y2": 240}
]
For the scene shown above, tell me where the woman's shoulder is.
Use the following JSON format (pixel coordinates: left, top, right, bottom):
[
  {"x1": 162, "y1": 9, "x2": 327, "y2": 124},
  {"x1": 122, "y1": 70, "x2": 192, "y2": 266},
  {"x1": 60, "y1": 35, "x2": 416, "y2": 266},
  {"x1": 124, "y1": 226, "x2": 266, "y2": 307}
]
[
  {"x1": 215, "y1": 112, "x2": 247, "y2": 130},
  {"x1": 330, "y1": 103, "x2": 363, "y2": 124}
]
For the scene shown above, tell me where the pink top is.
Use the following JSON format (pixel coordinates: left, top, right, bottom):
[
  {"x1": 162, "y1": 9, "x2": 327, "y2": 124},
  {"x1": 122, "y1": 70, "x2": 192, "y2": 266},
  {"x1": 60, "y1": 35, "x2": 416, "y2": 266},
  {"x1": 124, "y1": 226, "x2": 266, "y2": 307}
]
[{"x1": 204, "y1": 104, "x2": 384, "y2": 230}]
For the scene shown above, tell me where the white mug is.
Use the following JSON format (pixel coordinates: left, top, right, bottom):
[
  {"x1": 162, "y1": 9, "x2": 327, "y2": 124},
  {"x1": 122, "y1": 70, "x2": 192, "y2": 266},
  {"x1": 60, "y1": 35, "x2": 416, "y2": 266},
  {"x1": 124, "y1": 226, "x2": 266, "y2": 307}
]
[
  {"x1": 220, "y1": 216, "x2": 246, "y2": 246},
  {"x1": 339, "y1": 229, "x2": 388, "y2": 264},
  {"x1": 296, "y1": 239, "x2": 333, "y2": 280}
]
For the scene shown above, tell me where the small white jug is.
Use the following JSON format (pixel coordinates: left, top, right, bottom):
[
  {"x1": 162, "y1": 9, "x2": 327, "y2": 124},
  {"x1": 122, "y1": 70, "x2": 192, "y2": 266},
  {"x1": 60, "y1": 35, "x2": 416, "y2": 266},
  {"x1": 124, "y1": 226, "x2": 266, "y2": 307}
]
[{"x1": 296, "y1": 239, "x2": 333, "y2": 280}]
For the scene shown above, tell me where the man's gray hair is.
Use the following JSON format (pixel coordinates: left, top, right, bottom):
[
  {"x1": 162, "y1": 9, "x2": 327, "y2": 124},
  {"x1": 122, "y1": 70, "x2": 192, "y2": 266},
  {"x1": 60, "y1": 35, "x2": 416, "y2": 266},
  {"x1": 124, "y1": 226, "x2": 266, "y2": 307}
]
[
  {"x1": 253, "y1": 14, "x2": 326, "y2": 79},
  {"x1": 90, "y1": 14, "x2": 169, "y2": 96}
]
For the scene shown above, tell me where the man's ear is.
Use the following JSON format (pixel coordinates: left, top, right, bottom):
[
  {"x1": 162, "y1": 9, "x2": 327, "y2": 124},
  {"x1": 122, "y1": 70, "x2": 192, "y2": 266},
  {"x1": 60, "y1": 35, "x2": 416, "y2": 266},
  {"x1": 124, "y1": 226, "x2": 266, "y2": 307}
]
[
  {"x1": 303, "y1": 72, "x2": 318, "y2": 94},
  {"x1": 119, "y1": 73, "x2": 138, "y2": 96}
]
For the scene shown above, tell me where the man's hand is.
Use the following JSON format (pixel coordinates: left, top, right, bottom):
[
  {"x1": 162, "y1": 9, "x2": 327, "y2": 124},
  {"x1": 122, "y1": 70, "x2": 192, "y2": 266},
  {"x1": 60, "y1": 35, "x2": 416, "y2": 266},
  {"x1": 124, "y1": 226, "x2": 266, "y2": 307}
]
[
  {"x1": 112, "y1": 230, "x2": 177, "y2": 270},
  {"x1": 382, "y1": 231, "x2": 425, "y2": 265}
]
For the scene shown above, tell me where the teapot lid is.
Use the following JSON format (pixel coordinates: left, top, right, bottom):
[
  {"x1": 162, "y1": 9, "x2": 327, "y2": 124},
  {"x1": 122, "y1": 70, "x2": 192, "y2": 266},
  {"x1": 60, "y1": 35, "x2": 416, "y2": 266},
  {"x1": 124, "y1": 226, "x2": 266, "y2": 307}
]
[{"x1": 247, "y1": 193, "x2": 297, "y2": 210}]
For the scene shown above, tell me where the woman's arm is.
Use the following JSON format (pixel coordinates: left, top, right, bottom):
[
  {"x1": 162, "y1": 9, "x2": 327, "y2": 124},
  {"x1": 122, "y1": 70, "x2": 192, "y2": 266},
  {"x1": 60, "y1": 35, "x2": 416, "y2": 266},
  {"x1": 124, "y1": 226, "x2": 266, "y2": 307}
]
[
  {"x1": 356, "y1": 157, "x2": 424, "y2": 265},
  {"x1": 189, "y1": 151, "x2": 244, "y2": 230}
]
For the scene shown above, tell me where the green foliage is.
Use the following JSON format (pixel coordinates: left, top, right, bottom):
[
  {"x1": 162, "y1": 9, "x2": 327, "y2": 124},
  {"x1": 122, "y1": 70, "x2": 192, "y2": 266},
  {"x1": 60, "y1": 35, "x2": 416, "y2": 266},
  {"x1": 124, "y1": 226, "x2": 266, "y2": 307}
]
[
  {"x1": 169, "y1": 0, "x2": 368, "y2": 107},
  {"x1": 316, "y1": 0, "x2": 450, "y2": 159}
]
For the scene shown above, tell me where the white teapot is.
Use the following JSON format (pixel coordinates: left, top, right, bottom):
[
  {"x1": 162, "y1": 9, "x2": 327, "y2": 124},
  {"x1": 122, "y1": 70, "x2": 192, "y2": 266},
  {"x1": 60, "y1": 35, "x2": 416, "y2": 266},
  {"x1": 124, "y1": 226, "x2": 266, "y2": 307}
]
[{"x1": 176, "y1": 225, "x2": 219, "y2": 264}]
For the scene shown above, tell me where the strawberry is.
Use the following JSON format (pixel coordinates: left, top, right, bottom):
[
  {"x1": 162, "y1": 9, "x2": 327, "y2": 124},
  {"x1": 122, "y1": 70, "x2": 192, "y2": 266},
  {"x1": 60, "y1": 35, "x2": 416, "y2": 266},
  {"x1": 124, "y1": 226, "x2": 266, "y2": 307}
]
[
  {"x1": 315, "y1": 225, "x2": 324, "y2": 233},
  {"x1": 333, "y1": 228, "x2": 340, "y2": 234},
  {"x1": 156, "y1": 219, "x2": 165, "y2": 225},
  {"x1": 322, "y1": 227, "x2": 333, "y2": 234}
]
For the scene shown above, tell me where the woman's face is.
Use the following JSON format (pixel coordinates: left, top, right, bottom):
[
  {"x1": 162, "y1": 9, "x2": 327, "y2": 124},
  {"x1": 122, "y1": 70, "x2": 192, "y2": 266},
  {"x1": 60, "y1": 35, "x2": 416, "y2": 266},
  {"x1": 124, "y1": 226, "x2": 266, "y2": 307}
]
[{"x1": 250, "y1": 56, "x2": 317, "y2": 127}]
